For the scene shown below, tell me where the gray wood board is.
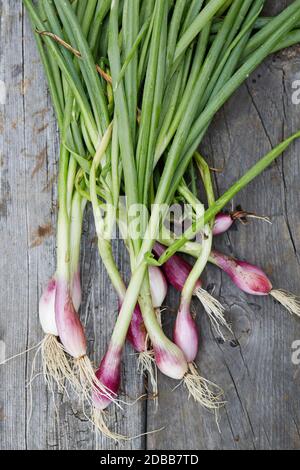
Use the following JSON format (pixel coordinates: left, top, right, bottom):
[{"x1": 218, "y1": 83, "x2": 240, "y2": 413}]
[{"x1": 1, "y1": 0, "x2": 300, "y2": 450}]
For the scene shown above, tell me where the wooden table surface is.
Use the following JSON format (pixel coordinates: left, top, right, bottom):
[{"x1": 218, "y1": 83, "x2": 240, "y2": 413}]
[{"x1": 1, "y1": 0, "x2": 300, "y2": 451}]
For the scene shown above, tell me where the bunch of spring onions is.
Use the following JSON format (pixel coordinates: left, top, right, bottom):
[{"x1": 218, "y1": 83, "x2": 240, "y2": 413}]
[{"x1": 22, "y1": 0, "x2": 300, "y2": 439}]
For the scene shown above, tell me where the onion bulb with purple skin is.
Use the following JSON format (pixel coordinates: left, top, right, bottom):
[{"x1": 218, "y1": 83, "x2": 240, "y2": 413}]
[
  {"x1": 92, "y1": 344, "x2": 127, "y2": 441},
  {"x1": 171, "y1": 235, "x2": 225, "y2": 410},
  {"x1": 55, "y1": 279, "x2": 87, "y2": 359},
  {"x1": 138, "y1": 277, "x2": 189, "y2": 381},
  {"x1": 213, "y1": 210, "x2": 271, "y2": 236},
  {"x1": 174, "y1": 300, "x2": 199, "y2": 364},
  {"x1": 118, "y1": 266, "x2": 168, "y2": 399},
  {"x1": 119, "y1": 295, "x2": 157, "y2": 399},
  {"x1": 124, "y1": 267, "x2": 167, "y2": 352},
  {"x1": 210, "y1": 251, "x2": 300, "y2": 317},
  {"x1": 125, "y1": 302, "x2": 147, "y2": 354},
  {"x1": 149, "y1": 266, "x2": 168, "y2": 309},
  {"x1": 213, "y1": 212, "x2": 235, "y2": 236},
  {"x1": 173, "y1": 298, "x2": 224, "y2": 409}
]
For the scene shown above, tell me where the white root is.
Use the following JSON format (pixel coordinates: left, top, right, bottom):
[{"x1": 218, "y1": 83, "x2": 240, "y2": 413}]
[
  {"x1": 91, "y1": 407, "x2": 165, "y2": 441},
  {"x1": 183, "y1": 363, "x2": 225, "y2": 410},
  {"x1": 137, "y1": 316, "x2": 161, "y2": 409},
  {"x1": 271, "y1": 289, "x2": 300, "y2": 318},
  {"x1": 41, "y1": 334, "x2": 77, "y2": 393},
  {"x1": 0, "y1": 335, "x2": 76, "y2": 399},
  {"x1": 92, "y1": 408, "x2": 128, "y2": 442},
  {"x1": 194, "y1": 288, "x2": 232, "y2": 340},
  {"x1": 243, "y1": 214, "x2": 272, "y2": 224},
  {"x1": 137, "y1": 350, "x2": 158, "y2": 407},
  {"x1": 0, "y1": 341, "x2": 43, "y2": 366}
]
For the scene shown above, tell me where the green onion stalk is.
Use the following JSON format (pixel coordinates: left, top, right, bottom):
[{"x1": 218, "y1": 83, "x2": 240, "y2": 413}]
[
  {"x1": 91, "y1": 0, "x2": 171, "y2": 435},
  {"x1": 29, "y1": 8, "x2": 86, "y2": 392},
  {"x1": 153, "y1": 155, "x2": 228, "y2": 408},
  {"x1": 24, "y1": 0, "x2": 118, "y2": 402},
  {"x1": 105, "y1": 0, "x2": 233, "y2": 408},
  {"x1": 172, "y1": 155, "x2": 228, "y2": 400},
  {"x1": 177, "y1": 156, "x2": 233, "y2": 341},
  {"x1": 31, "y1": 6, "x2": 77, "y2": 391},
  {"x1": 26, "y1": 0, "x2": 165, "y2": 436},
  {"x1": 114, "y1": 0, "x2": 300, "y2": 407},
  {"x1": 61, "y1": 2, "x2": 166, "y2": 433},
  {"x1": 104, "y1": 0, "x2": 191, "y2": 400}
]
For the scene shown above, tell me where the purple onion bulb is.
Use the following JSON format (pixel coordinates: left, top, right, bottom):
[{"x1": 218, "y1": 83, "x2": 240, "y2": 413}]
[
  {"x1": 173, "y1": 299, "x2": 199, "y2": 363},
  {"x1": 211, "y1": 250, "x2": 273, "y2": 296},
  {"x1": 213, "y1": 213, "x2": 234, "y2": 236},
  {"x1": 149, "y1": 266, "x2": 168, "y2": 308},
  {"x1": 55, "y1": 279, "x2": 87, "y2": 358},
  {"x1": 153, "y1": 242, "x2": 202, "y2": 292},
  {"x1": 93, "y1": 344, "x2": 122, "y2": 410}
]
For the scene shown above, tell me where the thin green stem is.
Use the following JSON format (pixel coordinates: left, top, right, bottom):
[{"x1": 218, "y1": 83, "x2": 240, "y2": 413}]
[
  {"x1": 137, "y1": 0, "x2": 167, "y2": 197},
  {"x1": 166, "y1": 0, "x2": 187, "y2": 74},
  {"x1": 241, "y1": 0, "x2": 300, "y2": 59},
  {"x1": 88, "y1": 0, "x2": 111, "y2": 53},
  {"x1": 24, "y1": 0, "x2": 99, "y2": 146},
  {"x1": 70, "y1": 190, "x2": 86, "y2": 279},
  {"x1": 155, "y1": 22, "x2": 211, "y2": 163},
  {"x1": 158, "y1": 129, "x2": 300, "y2": 264},
  {"x1": 199, "y1": 0, "x2": 263, "y2": 112},
  {"x1": 180, "y1": 0, "x2": 205, "y2": 37},
  {"x1": 116, "y1": 18, "x2": 151, "y2": 89},
  {"x1": 27, "y1": 4, "x2": 64, "y2": 128},
  {"x1": 53, "y1": 0, "x2": 109, "y2": 136},
  {"x1": 170, "y1": 3, "x2": 300, "y2": 198},
  {"x1": 181, "y1": 154, "x2": 215, "y2": 302},
  {"x1": 108, "y1": 0, "x2": 140, "y2": 254},
  {"x1": 122, "y1": 0, "x2": 139, "y2": 143},
  {"x1": 89, "y1": 123, "x2": 127, "y2": 299},
  {"x1": 174, "y1": 0, "x2": 229, "y2": 62}
]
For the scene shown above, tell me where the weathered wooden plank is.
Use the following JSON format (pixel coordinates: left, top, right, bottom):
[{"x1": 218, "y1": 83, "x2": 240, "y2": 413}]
[
  {"x1": 0, "y1": 1, "x2": 144, "y2": 450},
  {"x1": 0, "y1": 0, "x2": 38, "y2": 450},
  {"x1": 147, "y1": 0, "x2": 300, "y2": 451}
]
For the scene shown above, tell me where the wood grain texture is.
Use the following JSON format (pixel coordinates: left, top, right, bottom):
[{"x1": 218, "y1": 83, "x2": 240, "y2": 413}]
[
  {"x1": 0, "y1": 1, "x2": 144, "y2": 450},
  {"x1": 1, "y1": 0, "x2": 300, "y2": 450}
]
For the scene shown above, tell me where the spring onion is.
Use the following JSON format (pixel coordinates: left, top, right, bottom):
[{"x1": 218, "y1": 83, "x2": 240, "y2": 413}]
[{"x1": 19, "y1": 0, "x2": 300, "y2": 440}]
